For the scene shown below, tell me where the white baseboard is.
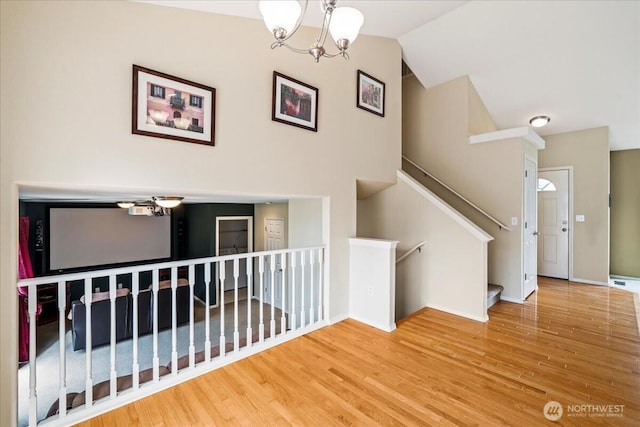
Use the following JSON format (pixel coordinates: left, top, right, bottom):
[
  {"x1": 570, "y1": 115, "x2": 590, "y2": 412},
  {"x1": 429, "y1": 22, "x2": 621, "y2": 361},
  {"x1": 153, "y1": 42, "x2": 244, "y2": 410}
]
[
  {"x1": 424, "y1": 303, "x2": 489, "y2": 323},
  {"x1": 500, "y1": 295, "x2": 524, "y2": 304},
  {"x1": 571, "y1": 277, "x2": 608, "y2": 286},
  {"x1": 328, "y1": 313, "x2": 349, "y2": 325},
  {"x1": 348, "y1": 314, "x2": 396, "y2": 332},
  {"x1": 610, "y1": 274, "x2": 640, "y2": 281}
]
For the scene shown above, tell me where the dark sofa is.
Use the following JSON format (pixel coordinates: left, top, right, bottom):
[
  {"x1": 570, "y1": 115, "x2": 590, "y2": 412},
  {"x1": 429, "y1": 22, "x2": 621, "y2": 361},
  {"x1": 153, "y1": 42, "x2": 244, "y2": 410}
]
[{"x1": 70, "y1": 279, "x2": 190, "y2": 351}]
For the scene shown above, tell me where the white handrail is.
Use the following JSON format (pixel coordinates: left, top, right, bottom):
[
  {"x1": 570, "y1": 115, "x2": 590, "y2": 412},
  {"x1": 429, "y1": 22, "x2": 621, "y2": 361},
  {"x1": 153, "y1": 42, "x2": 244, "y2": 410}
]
[
  {"x1": 402, "y1": 156, "x2": 512, "y2": 231},
  {"x1": 396, "y1": 241, "x2": 426, "y2": 264}
]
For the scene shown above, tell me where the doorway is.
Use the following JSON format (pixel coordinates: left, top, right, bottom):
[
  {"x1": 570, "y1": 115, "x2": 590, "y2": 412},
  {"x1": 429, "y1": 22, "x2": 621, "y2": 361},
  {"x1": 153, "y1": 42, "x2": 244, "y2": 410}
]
[
  {"x1": 523, "y1": 156, "x2": 538, "y2": 298},
  {"x1": 215, "y1": 216, "x2": 253, "y2": 298},
  {"x1": 538, "y1": 168, "x2": 570, "y2": 279},
  {"x1": 264, "y1": 218, "x2": 285, "y2": 308}
]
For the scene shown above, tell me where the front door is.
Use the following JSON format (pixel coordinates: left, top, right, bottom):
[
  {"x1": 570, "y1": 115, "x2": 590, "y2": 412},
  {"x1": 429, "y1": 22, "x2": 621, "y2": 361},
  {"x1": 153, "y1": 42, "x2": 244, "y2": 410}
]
[
  {"x1": 523, "y1": 157, "x2": 538, "y2": 299},
  {"x1": 538, "y1": 169, "x2": 570, "y2": 279}
]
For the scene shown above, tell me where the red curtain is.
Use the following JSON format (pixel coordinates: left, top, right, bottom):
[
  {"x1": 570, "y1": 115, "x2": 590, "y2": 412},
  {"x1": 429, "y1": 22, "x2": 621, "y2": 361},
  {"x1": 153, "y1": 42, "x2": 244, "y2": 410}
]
[{"x1": 18, "y1": 216, "x2": 39, "y2": 363}]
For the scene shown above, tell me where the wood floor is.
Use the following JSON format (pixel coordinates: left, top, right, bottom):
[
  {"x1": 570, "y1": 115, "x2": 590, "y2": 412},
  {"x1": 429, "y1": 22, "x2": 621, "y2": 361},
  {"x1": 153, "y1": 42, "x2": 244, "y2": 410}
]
[{"x1": 77, "y1": 278, "x2": 640, "y2": 426}]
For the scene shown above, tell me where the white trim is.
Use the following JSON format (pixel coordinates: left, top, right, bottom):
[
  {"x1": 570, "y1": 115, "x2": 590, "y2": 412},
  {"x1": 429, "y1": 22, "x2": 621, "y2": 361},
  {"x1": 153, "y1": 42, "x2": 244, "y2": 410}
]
[
  {"x1": 610, "y1": 274, "x2": 640, "y2": 281},
  {"x1": 571, "y1": 277, "x2": 609, "y2": 286},
  {"x1": 328, "y1": 313, "x2": 349, "y2": 325},
  {"x1": 349, "y1": 314, "x2": 397, "y2": 332},
  {"x1": 425, "y1": 303, "x2": 489, "y2": 322},
  {"x1": 348, "y1": 237, "x2": 399, "y2": 249},
  {"x1": 469, "y1": 127, "x2": 546, "y2": 149},
  {"x1": 500, "y1": 295, "x2": 525, "y2": 304},
  {"x1": 397, "y1": 170, "x2": 494, "y2": 243}
]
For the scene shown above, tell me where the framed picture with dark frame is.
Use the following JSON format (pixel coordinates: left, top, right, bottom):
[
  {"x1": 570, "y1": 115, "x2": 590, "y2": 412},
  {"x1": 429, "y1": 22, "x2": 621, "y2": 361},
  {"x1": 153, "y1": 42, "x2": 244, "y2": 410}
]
[
  {"x1": 357, "y1": 70, "x2": 385, "y2": 117},
  {"x1": 132, "y1": 65, "x2": 216, "y2": 146},
  {"x1": 272, "y1": 71, "x2": 318, "y2": 132}
]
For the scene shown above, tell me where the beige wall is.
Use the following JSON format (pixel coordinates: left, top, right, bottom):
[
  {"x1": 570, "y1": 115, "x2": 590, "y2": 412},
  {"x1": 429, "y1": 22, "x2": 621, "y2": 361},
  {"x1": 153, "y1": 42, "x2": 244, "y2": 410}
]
[
  {"x1": 0, "y1": 2, "x2": 401, "y2": 424},
  {"x1": 358, "y1": 172, "x2": 490, "y2": 321},
  {"x1": 538, "y1": 127, "x2": 610, "y2": 284},
  {"x1": 610, "y1": 149, "x2": 640, "y2": 277},
  {"x1": 402, "y1": 74, "x2": 535, "y2": 301}
]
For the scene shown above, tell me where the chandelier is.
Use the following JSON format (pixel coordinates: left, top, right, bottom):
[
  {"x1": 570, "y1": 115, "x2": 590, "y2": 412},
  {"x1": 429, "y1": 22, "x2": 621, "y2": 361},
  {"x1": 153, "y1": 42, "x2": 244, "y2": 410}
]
[{"x1": 259, "y1": 0, "x2": 364, "y2": 63}]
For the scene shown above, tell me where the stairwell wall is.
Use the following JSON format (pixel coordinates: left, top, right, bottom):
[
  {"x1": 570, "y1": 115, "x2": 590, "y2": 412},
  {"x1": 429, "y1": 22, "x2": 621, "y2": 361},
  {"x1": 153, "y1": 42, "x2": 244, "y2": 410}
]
[{"x1": 402, "y1": 75, "x2": 535, "y2": 301}]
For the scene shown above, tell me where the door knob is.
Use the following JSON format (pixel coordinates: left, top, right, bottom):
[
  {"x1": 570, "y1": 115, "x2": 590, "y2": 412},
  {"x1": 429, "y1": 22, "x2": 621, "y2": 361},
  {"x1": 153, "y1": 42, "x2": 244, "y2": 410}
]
[
  {"x1": 532, "y1": 231, "x2": 538, "y2": 236},
  {"x1": 562, "y1": 227, "x2": 567, "y2": 232}
]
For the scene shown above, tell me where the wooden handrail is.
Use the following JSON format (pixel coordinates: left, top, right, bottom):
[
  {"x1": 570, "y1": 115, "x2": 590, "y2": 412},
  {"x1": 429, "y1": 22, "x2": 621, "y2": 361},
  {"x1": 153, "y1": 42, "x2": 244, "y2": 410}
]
[
  {"x1": 396, "y1": 241, "x2": 426, "y2": 264},
  {"x1": 402, "y1": 156, "x2": 511, "y2": 231}
]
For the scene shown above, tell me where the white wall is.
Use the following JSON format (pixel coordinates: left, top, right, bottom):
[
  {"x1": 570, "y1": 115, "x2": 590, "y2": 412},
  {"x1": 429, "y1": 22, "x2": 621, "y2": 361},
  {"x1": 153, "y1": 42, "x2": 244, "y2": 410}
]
[
  {"x1": 358, "y1": 171, "x2": 492, "y2": 322},
  {"x1": 0, "y1": 2, "x2": 401, "y2": 424}
]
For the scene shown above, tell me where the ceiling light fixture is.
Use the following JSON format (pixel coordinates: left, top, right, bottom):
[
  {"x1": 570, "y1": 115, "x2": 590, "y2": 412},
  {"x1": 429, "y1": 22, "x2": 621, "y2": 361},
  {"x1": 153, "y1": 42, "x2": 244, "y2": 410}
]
[
  {"x1": 153, "y1": 196, "x2": 184, "y2": 209},
  {"x1": 529, "y1": 115, "x2": 551, "y2": 128},
  {"x1": 116, "y1": 201, "x2": 135, "y2": 209},
  {"x1": 259, "y1": 0, "x2": 364, "y2": 63}
]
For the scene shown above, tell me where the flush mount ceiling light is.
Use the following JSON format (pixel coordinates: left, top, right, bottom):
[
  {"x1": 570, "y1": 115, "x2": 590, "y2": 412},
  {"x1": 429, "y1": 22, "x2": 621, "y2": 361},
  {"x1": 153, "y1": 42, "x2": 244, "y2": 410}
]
[
  {"x1": 153, "y1": 196, "x2": 184, "y2": 209},
  {"x1": 529, "y1": 115, "x2": 551, "y2": 128},
  {"x1": 116, "y1": 201, "x2": 135, "y2": 209},
  {"x1": 259, "y1": 0, "x2": 364, "y2": 63}
]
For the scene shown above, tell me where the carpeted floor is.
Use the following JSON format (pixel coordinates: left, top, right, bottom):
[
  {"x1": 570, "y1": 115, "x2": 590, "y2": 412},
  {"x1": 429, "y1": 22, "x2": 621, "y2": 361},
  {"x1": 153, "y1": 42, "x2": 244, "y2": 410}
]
[{"x1": 17, "y1": 290, "x2": 283, "y2": 426}]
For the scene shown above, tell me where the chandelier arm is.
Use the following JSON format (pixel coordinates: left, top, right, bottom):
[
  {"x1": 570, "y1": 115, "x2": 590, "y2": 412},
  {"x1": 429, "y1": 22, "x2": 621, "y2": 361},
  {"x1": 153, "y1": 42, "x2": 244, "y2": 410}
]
[
  {"x1": 280, "y1": 42, "x2": 313, "y2": 55},
  {"x1": 277, "y1": 0, "x2": 308, "y2": 45}
]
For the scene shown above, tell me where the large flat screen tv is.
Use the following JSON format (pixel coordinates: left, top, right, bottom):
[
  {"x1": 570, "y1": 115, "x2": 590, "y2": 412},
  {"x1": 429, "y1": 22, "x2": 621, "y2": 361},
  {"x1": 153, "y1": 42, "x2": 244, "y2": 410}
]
[{"x1": 48, "y1": 207, "x2": 171, "y2": 272}]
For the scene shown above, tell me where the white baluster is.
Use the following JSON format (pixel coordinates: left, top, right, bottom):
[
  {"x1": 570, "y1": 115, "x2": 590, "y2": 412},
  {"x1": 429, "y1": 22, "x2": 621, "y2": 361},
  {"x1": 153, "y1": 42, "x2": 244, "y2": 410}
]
[
  {"x1": 310, "y1": 250, "x2": 315, "y2": 324},
  {"x1": 246, "y1": 257, "x2": 253, "y2": 347},
  {"x1": 152, "y1": 269, "x2": 160, "y2": 381},
  {"x1": 269, "y1": 254, "x2": 276, "y2": 339},
  {"x1": 233, "y1": 259, "x2": 240, "y2": 352},
  {"x1": 132, "y1": 273, "x2": 139, "y2": 390},
  {"x1": 57, "y1": 281, "x2": 67, "y2": 417},
  {"x1": 258, "y1": 255, "x2": 265, "y2": 342},
  {"x1": 84, "y1": 278, "x2": 93, "y2": 407},
  {"x1": 300, "y1": 251, "x2": 306, "y2": 328},
  {"x1": 219, "y1": 261, "x2": 226, "y2": 357},
  {"x1": 318, "y1": 248, "x2": 324, "y2": 321},
  {"x1": 188, "y1": 264, "x2": 195, "y2": 368},
  {"x1": 28, "y1": 284, "x2": 37, "y2": 426},
  {"x1": 280, "y1": 253, "x2": 287, "y2": 335},
  {"x1": 204, "y1": 263, "x2": 211, "y2": 362},
  {"x1": 109, "y1": 275, "x2": 117, "y2": 398},
  {"x1": 290, "y1": 252, "x2": 297, "y2": 331},
  {"x1": 171, "y1": 267, "x2": 178, "y2": 375}
]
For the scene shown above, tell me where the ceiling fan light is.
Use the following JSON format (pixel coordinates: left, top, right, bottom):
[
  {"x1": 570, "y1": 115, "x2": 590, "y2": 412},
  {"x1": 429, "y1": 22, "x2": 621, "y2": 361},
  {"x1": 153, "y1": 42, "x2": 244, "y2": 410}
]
[
  {"x1": 529, "y1": 115, "x2": 550, "y2": 128},
  {"x1": 116, "y1": 201, "x2": 135, "y2": 209},
  {"x1": 329, "y1": 7, "x2": 364, "y2": 47},
  {"x1": 259, "y1": 0, "x2": 301, "y2": 36},
  {"x1": 153, "y1": 196, "x2": 183, "y2": 209}
]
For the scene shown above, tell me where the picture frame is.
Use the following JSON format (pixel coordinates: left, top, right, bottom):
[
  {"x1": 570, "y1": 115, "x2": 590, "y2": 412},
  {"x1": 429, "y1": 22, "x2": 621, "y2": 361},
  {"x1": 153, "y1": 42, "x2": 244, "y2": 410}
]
[
  {"x1": 272, "y1": 71, "x2": 318, "y2": 132},
  {"x1": 357, "y1": 70, "x2": 385, "y2": 117},
  {"x1": 132, "y1": 65, "x2": 216, "y2": 146}
]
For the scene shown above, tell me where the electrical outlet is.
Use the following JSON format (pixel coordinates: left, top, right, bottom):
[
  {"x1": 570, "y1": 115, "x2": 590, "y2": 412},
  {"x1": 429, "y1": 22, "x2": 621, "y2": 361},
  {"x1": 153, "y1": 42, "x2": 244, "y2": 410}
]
[
  {"x1": 576, "y1": 215, "x2": 585, "y2": 222},
  {"x1": 511, "y1": 217, "x2": 518, "y2": 226}
]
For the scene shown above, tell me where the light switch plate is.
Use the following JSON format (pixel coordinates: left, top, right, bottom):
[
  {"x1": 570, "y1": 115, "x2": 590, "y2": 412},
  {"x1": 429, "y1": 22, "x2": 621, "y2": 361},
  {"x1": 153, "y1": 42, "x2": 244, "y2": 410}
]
[
  {"x1": 576, "y1": 215, "x2": 585, "y2": 222},
  {"x1": 511, "y1": 217, "x2": 518, "y2": 226}
]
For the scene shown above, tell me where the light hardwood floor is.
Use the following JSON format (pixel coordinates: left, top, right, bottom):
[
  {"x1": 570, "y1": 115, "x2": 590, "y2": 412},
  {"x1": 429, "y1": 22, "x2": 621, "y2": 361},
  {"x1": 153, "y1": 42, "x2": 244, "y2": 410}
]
[{"x1": 78, "y1": 278, "x2": 640, "y2": 426}]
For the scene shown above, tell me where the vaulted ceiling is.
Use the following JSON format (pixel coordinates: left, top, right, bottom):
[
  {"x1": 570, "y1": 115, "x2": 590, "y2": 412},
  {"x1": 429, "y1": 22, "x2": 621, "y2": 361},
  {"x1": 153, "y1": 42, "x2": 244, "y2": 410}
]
[{"x1": 141, "y1": 0, "x2": 640, "y2": 151}]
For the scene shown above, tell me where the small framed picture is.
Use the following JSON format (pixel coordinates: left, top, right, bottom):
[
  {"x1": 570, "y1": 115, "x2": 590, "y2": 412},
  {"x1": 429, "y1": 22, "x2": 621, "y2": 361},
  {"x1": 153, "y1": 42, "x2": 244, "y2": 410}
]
[
  {"x1": 272, "y1": 71, "x2": 318, "y2": 132},
  {"x1": 357, "y1": 70, "x2": 385, "y2": 117},
  {"x1": 132, "y1": 65, "x2": 216, "y2": 146}
]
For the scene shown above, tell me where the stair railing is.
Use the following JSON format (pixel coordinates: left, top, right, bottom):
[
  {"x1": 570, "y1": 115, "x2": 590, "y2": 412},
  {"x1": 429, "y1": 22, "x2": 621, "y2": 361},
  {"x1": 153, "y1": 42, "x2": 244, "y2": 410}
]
[
  {"x1": 396, "y1": 241, "x2": 426, "y2": 264},
  {"x1": 402, "y1": 156, "x2": 512, "y2": 231}
]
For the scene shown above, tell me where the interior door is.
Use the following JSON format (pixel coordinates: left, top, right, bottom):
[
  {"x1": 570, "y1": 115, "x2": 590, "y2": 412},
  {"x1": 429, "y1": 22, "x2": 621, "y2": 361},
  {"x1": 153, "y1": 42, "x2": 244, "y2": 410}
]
[
  {"x1": 264, "y1": 218, "x2": 284, "y2": 308},
  {"x1": 537, "y1": 169, "x2": 569, "y2": 279},
  {"x1": 523, "y1": 157, "x2": 538, "y2": 299}
]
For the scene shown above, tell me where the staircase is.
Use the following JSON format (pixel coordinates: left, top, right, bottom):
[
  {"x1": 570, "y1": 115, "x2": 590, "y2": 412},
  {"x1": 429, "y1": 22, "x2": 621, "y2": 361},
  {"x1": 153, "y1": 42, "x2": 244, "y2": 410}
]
[{"x1": 487, "y1": 284, "x2": 503, "y2": 309}]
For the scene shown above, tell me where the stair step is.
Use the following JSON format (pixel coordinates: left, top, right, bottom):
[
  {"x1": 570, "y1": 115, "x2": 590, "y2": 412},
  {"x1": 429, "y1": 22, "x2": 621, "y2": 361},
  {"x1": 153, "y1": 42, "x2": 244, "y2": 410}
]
[{"x1": 487, "y1": 284, "x2": 504, "y2": 309}]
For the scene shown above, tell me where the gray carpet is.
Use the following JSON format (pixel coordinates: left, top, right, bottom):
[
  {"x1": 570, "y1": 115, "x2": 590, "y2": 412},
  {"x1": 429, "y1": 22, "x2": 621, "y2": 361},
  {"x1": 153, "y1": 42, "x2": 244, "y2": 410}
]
[{"x1": 18, "y1": 292, "x2": 283, "y2": 426}]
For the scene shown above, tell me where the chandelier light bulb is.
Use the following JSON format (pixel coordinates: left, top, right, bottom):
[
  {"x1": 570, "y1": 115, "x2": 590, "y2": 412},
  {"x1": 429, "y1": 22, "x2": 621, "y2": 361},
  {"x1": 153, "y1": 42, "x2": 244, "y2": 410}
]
[
  {"x1": 329, "y1": 7, "x2": 364, "y2": 47},
  {"x1": 259, "y1": 0, "x2": 301, "y2": 37}
]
